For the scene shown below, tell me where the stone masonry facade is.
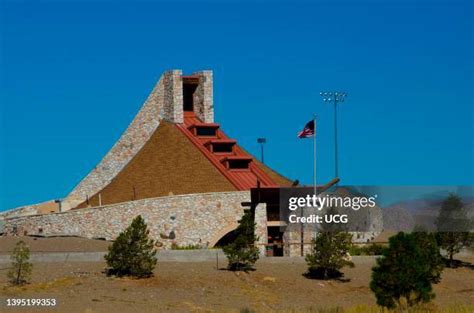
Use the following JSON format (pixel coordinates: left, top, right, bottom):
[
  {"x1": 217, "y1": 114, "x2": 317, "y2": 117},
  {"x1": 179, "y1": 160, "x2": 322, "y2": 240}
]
[
  {"x1": 162, "y1": 70, "x2": 184, "y2": 124},
  {"x1": 192, "y1": 71, "x2": 214, "y2": 123},
  {"x1": 3, "y1": 191, "x2": 269, "y2": 251}
]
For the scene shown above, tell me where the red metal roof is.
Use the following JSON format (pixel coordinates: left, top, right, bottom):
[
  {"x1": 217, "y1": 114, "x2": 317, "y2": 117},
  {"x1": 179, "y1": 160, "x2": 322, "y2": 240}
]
[{"x1": 176, "y1": 113, "x2": 279, "y2": 190}]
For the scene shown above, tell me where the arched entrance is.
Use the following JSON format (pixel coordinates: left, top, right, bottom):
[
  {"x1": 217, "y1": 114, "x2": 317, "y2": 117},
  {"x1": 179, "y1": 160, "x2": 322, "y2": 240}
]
[{"x1": 208, "y1": 223, "x2": 238, "y2": 247}]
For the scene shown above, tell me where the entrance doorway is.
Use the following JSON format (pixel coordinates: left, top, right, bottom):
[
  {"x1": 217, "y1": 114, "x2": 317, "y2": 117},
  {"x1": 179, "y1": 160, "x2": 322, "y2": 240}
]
[
  {"x1": 214, "y1": 229, "x2": 238, "y2": 247},
  {"x1": 267, "y1": 226, "x2": 284, "y2": 256}
]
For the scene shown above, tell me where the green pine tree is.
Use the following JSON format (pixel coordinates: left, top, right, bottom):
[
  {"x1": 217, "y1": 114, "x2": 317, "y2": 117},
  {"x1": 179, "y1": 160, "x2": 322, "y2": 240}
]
[
  {"x1": 7, "y1": 240, "x2": 33, "y2": 285},
  {"x1": 412, "y1": 228, "x2": 444, "y2": 284},
  {"x1": 370, "y1": 232, "x2": 435, "y2": 309},
  {"x1": 223, "y1": 209, "x2": 259, "y2": 271},
  {"x1": 104, "y1": 215, "x2": 157, "y2": 278},
  {"x1": 305, "y1": 231, "x2": 354, "y2": 280},
  {"x1": 435, "y1": 194, "x2": 471, "y2": 267}
]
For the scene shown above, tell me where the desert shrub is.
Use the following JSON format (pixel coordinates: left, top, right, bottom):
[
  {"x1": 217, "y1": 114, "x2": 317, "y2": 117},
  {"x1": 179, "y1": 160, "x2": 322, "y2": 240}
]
[
  {"x1": 370, "y1": 232, "x2": 437, "y2": 309},
  {"x1": 435, "y1": 194, "x2": 472, "y2": 267},
  {"x1": 223, "y1": 209, "x2": 259, "y2": 271},
  {"x1": 104, "y1": 215, "x2": 157, "y2": 278},
  {"x1": 348, "y1": 245, "x2": 362, "y2": 256},
  {"x1": 364, "y1": 243, "x2": 385, "y2": 255},
  {"x1": 7, "y1": 240, "x2": 33, "y2": 285},
  {"x1": 349, "y1": 243, "x2": 385, "y2": 256},
  {"x1": 171, "y1": 243, "x2": 202, "y2": 250},
  {"x1": 305, "y1": 232, "x2": 354, "y2": 279}
]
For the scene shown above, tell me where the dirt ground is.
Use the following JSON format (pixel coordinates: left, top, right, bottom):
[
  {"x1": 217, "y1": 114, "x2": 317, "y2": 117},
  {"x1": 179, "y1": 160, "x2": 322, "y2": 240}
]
[
  {"x1": 0, "y1": 256, "x2": 473, "y2": 313},
  {"x1": 0, "y1": 237, "x2": 110, "y2": 254}
]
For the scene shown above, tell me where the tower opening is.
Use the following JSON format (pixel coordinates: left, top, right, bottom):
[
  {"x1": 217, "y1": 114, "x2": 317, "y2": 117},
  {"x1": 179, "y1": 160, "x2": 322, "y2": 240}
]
[{"x1": 183, "y1": 77, "x2": 199, "y2": 112}]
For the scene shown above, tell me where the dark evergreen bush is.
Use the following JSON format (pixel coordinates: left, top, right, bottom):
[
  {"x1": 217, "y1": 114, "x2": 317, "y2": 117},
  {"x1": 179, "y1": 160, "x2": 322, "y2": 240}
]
[
  {"x1": 305, "y1": 232, "x2": 354, "y2": 279},
  {"x1": 370, "y1": 232, "x2": 436, "y2": 309},
  {"x1": 104, "y1": 215, "x2": 157, "y2": 278},
  {"x1": 223, "y1": 209, "x2": 259, "y2": 271},
  {"x1": 412, "y1": 231, "x2": 444, "y2": 284}
]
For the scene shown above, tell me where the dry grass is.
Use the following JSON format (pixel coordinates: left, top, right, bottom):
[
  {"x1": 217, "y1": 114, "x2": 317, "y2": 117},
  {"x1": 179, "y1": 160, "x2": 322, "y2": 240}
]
[
  {"x1": 256, "y1": 304, "x2": 474, "y2": 313},
  {"x1": 2, "y1": 276, "x2": 80, "y2": 294}
]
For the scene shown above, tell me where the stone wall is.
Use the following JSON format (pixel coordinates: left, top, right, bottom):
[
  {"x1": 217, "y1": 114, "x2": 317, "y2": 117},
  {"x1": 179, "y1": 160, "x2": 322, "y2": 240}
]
[
  {"x1": 0, "y1": 205, "x2": 38, "y2": 221},
  {"x1": 255, "y1": 203, "x2": 268, "y2": 255},
  {"x1": 162, "y1": 70, "x2": 184, "y2": 124},
  {"x1": 192, "y1": 71, "x2": 214, "y2": 123},
  {"x1": 64, "y1": 73, "x2": 167, "y2": 208},
  {"x1": 3, "y1": 191, "x2": 261, "y2": 250}
]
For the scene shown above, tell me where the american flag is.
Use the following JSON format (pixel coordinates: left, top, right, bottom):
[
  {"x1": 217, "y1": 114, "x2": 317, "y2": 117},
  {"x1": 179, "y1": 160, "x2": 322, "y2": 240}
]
[{"x1": 297, "y1": 119, "x2": 315, "y2": 138}]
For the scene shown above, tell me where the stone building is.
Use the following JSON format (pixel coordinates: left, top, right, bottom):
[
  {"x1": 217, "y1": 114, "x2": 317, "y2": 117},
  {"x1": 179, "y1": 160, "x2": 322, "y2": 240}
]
[{"x1": 1, "y1": 69, "x2": 381, "y2": 256}]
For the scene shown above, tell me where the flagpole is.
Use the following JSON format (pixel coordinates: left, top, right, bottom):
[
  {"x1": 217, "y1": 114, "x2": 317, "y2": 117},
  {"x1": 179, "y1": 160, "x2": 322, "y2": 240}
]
[
  {"x1": 297, "y1": 116, "x2": 318, "y2": 254},
  {"x1": 313, "y1": 115, "x2": 317, "y2": 241},
  {"x1": 313, "y1": 114, "x2": 317, "y2": 198}
]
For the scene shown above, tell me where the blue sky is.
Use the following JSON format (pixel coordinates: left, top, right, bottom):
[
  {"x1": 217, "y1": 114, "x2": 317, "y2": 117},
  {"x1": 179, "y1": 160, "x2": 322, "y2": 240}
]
[{"x1": 0, "y1": 0, "x2": 472, "y2": 211}]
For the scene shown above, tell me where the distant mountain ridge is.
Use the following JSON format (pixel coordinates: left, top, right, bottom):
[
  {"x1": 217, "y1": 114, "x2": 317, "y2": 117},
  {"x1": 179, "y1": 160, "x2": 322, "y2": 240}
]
[{"x1": 382, "y1": 196, "x2": 474, "y2": 231}]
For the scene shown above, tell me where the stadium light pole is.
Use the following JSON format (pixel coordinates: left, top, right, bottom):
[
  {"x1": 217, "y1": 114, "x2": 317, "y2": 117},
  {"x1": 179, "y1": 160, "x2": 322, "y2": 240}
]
[
  {"x1": 257, "y1": 138, "x2": 267, "y2": 164},
  {"x1": 320, "y1": 91, "x2": 347, "y2": 181}
]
